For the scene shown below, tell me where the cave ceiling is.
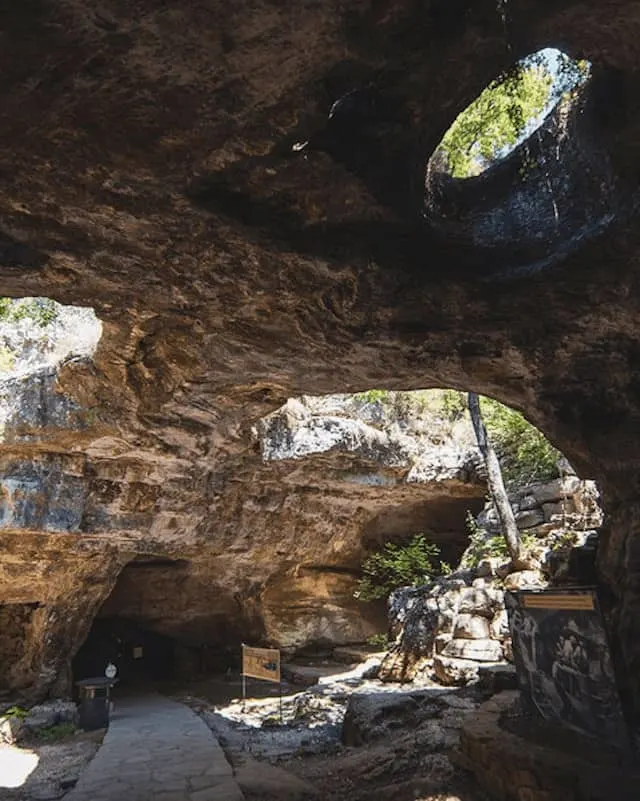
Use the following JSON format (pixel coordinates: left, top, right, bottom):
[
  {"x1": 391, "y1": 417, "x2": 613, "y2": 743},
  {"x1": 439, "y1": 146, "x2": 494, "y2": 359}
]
[{"x1": 0, "y1": 0, "x2": 639, "y2": 487}]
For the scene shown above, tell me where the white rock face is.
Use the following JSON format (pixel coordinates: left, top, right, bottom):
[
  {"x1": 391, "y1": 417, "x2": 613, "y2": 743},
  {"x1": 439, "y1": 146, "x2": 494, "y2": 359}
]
[
  {"x1": 256, "y1": 393, "x2": 483, "y2": 485},
  {"x1": 453, "y1": 614, "x2": 491, "y2": 640},
  {"x1": 0, "y1": 298, "x2": 101, "y2": 378}
]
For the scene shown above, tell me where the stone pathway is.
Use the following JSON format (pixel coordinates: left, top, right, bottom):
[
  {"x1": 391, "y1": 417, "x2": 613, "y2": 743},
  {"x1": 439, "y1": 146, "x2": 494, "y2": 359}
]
[{"x1": 65, "y1": 695, "x2": 244, "y2": 801}]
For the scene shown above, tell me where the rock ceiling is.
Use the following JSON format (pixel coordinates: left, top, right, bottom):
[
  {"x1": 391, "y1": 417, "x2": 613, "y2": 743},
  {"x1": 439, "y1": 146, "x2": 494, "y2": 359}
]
[{"x1": 1, "y1": 0, "x2": 640, "y2": 727}]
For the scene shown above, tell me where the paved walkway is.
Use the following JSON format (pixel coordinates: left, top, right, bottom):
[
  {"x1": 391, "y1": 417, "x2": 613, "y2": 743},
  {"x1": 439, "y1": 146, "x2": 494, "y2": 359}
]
[{"x1": 66, "y1": 695, "x2": 244, "y2": 801}]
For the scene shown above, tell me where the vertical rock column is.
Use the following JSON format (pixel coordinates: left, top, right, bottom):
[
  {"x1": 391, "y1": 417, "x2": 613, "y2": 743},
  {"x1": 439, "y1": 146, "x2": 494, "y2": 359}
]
[{"x1": 598, "y1": 501, "x2": 640, "y2": 741}]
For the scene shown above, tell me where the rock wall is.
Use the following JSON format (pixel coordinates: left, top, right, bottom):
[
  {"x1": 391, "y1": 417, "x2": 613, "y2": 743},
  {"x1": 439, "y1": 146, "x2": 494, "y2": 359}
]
[
  {"x1": 1, "y1": 0, "x2": 640, "y2": 732},
  {"x1": 0, "y1": 376, "x2": 487, "y2": 699},
  {"x1": 379, "y1": 475, "x2": 602, "y2": 685}
]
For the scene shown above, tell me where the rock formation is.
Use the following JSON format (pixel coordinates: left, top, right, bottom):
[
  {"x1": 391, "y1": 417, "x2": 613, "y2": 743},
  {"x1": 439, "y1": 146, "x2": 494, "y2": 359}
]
[
  {"x1": 1, "y1": 0, "x2": 640, "y2": 740},
  {"x1": 378, "y1": 475, "x2": 602, "y2": 684},
  {"x1": 0, "y1": 322, "x2": 486, "y2": 700}
]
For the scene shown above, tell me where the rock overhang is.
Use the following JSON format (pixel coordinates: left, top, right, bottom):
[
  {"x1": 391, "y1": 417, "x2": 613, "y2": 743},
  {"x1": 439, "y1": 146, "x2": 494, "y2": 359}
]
[{"x1": 0, "y1": 0, "x2": 639, "y2": 723}]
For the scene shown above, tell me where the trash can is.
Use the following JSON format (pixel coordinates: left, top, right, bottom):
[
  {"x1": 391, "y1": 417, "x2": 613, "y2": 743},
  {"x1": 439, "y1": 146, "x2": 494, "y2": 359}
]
[{"x1": 75, "y1": 678, "x2": 117, "y2": 731}]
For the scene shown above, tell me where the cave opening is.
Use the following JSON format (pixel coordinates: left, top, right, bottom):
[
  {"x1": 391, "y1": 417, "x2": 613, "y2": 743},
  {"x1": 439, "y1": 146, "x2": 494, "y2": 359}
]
[
  {"x1": 72, "y1": 557, "x2": 207, "y2": 690},
  {"x1": 423, "y1": 48, "x2": 619, "y2": 278},
  {"x1": 0, "y1": 297, "x2": 101, "y2": 376},
  {"x1": 256, "y1": 388, "x2": 601, "y2": 653},
  {"x1": 432, "y1": 48, "x2": 590, "y2": 180}
]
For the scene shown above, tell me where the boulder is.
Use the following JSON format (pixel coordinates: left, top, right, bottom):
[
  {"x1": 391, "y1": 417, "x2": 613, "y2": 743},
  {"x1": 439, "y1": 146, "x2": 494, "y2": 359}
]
[
  {"x1": 515, "y1": 509, "x2": 545, "y2": 529},
  {"x1": 542, "y1": 499, "x2": 575, "y2": 522},
  {"x1": 442, "y1": 638, "x2": 503, "y2": 662},
  {"x1": 433, "y1": 656, "x2": 480, "y2": 686},
  {"x1": 517, "y1": 494, "x2": 538, "y2": 511},
  {"x1": 531, "y1": 476, "x2": 581, "y2": 505},
  {"x1": 458, "y1": 587, "x2": 503, "y2": 617},
  {"x1": 503, "y1": 570, "x2": 546, "y2": 591},
  {"x1": 23, "y1": 700, "x2": 78, "y2": 732},
  {"x1": 342, "y1": 692, "x2": 441, "y2": 746},
  {"x1": 490, "y1": 609, "x2": 510, "y2": 640},
  {"x1": 453, "y1": 614, "x2": 491, "y2": 640},
  {"x1": 0, "y1": 714, "x2": 24, "y2": 744}
]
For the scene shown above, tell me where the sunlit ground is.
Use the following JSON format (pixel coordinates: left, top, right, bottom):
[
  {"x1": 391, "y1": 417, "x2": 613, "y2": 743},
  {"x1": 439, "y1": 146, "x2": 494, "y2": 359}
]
[{"x1": 0, "y1": 745, "x2": 39, "y2": 788}]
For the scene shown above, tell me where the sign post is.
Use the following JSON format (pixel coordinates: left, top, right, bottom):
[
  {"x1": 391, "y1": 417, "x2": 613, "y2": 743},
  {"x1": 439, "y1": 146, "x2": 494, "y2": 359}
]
[
  {"x1": 505, "y1": 588, "x2": 631, "y2": 751},
  {"x1": 241, "y1": 644, "x2": 282, "y2": 721}
]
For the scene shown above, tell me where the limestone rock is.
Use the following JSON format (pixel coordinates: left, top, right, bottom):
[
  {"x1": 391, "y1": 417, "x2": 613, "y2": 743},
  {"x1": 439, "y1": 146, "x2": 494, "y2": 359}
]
[
  {"x1": 442, "y1": 638, "x2": 503, "y2": 662},
  {"x1": 0, "y1": 714, "x2": 24, "y2": 744},
  {"x1": 503, "y1": 570, "x2": 546, "y2": 591},
  {"x1": 458, "y1": 587, "x2": 503, "y2": 617},
  {"x1": 490, "y1": 609, "x2": 510, "y2": 640},
  {"x1": 433, "y1": 656, "x2": 480, "y2": 686},
  {"x1": 542, "y1": 499, "x2": 575, "y2": 521},
  {"x1": 342, "y1": 692, "x2": 424, "y2": 746},
  {"x1": 531, "y1": 477, "x2": 581, "y2": 505},
  {"x1": 234, "y1": 755, "x2": 319, "y2": 800},
  {"x1": 515, "y1": 509, "x2": 545, "y2": 529},
  {"x1": 453, "y1": 614, "x2": 491, "y2": 640},
  {"x1": 24, "y1": 700, "x2": 78, "y2": 732}
]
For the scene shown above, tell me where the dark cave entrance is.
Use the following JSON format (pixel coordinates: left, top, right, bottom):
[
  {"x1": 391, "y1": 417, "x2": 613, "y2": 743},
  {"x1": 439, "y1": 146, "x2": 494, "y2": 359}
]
[
  {"x1": 72, "y1": 557, "x2": 203, "y2": 689},
  {"x1": 72, "y1": 616, "x2": 177, "y2": 687}
]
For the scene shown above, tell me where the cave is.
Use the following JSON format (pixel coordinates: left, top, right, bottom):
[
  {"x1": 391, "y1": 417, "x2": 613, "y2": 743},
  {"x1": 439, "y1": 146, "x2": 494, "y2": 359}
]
[
  {"x1": 361, "y1": 495, "x2": 485, "y2": 566},
  {"x1": 1, "y1": 0, "x2": 640, "y2": 777}
]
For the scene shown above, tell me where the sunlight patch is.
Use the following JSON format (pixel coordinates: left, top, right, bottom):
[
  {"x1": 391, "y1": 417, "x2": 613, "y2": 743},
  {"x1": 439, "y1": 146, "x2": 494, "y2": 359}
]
[{"x1": 433, "y1": 48, "x2": 590, "y2": 179}]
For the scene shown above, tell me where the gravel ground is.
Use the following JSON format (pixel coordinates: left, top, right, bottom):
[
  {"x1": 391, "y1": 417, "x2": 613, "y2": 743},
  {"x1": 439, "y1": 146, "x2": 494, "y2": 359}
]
[
  {"x1": 180, "y1": 659, "x2": 493, "y2": 801},
  {"x1": 0, "y1": 731, "x2": 103, "y2": 801}
]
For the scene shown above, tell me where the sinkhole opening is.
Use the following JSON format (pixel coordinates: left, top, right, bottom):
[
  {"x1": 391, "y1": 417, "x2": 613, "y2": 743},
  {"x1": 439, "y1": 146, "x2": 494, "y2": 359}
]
[
  {"x1": 433, "y1": 48, "x2": 590, "y2": 180},
  {"x1": 424, "y1": 48, "x2": 619, "y2": 278}
]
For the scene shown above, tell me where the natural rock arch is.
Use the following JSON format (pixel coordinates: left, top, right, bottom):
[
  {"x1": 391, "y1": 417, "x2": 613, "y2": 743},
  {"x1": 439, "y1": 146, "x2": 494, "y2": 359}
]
[{"x1": 0, "y1": 0, "x2": 639, "y2": 739}]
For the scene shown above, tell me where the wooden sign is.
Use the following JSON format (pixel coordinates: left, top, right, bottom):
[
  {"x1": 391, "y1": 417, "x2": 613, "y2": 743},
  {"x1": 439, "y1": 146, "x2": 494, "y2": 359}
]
[
  {"x1": 242, "y1": 645, "x2": 280, "y2": 683},
  {"x1": 523, "y1": 593, "x2": 594, "y2": 611}
]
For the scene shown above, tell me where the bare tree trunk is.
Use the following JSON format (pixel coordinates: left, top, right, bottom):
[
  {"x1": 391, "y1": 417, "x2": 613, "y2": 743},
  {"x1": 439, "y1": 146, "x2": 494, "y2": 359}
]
[{"x1": 468, "y1": 392, "x2": 522, "y2": 563}]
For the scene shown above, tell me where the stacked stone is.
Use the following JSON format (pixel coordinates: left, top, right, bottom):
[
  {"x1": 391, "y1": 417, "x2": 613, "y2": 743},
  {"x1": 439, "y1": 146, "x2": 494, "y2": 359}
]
[
  {"x1": 379, "y1": 476, "x2": 603, "y2": 686},
  {"x1": 433, "y1": 580, "x2": 507, "y2": 685},
  {"x1": 476, "y1": 475, "x2": 602, "y2": 537}
]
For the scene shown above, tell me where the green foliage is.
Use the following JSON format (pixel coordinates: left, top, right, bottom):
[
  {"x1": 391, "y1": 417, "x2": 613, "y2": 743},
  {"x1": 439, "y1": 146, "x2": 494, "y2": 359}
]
[
  {"x1": 0, "y1": 346, "x2": 15, "y2": 373},
  {"x1": 462, "y1": 510, "x2": 541, "y2": 568},
  {"x1": 440, "y1": 390, "x2": 467, "y2": 420},
  {"x1": 438, "y1": 51, "x2": 589, "y2": 179},
  {"x1": 479, "y1": 397, "x2": 560, "y2": 487},
  {"x1": 366, "y1": 633, "x2": 390, "y2": 649},
  {"x1": 354, "y1": 389, "x2": 390, "y2": 405},
  {"x1": 33, "y1": 722, "x2": 77, "y2": 742},
  {"x1": 4, "y1": 705, "x2": 28, "y2": 720},
  {"x1": 355, "y1": 534, "x2": 442, "y2": 602},
  {"x1": 439, "y1": 60, "x2": 553, "y2": 178},
  {"x1": 0, "y1": 297, "x2": 59, "y2": 327}
]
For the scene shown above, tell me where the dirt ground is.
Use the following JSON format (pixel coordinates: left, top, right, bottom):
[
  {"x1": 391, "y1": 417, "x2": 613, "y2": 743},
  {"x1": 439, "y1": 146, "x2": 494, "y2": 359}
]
[{"x1": 180, "y1": 659, "x2": 493, "y2": 801}]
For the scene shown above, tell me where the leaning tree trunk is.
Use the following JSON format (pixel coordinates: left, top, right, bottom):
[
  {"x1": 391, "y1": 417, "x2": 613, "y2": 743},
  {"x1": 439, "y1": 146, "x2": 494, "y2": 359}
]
[{"x1": 468, "y1": 392, "x2": 521, "y2": 563}]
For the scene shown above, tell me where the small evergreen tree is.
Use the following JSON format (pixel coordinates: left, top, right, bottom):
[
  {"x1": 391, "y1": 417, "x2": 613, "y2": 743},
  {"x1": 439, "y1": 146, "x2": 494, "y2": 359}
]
[{"x1": 355, "y1": 534, "x2": 442, "y2": 602}]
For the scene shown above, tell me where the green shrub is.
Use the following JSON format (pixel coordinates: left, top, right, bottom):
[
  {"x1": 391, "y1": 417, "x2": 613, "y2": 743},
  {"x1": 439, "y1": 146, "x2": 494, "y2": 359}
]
[
  {"x1": 33, "y1": 722, "x2": 77, "y2": 742},
  {"x1": 4, "y1": 705, "x2": 28, "y2": 720},
  {"x1": 480, "y1": 397, "x2": 560, "y2": 488},
  {"x1": 366, "y1": 633, "x2": 390, "y2": 649},
  {"x1": 0, "y1": 297, "x2": 59, "y2": 328},
  {"x1": 355, "y1": 533, "x2": 442, "y2": 602},
  {"x1": 354, "y1": 389, "x2": 390, "y2": 405}
]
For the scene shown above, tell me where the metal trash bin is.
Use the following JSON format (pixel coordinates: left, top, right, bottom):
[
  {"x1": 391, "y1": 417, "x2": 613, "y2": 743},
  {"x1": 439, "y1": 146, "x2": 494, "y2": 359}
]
[{"x1": 76, "y1": 678, "x2": 117, "y2": 731}]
